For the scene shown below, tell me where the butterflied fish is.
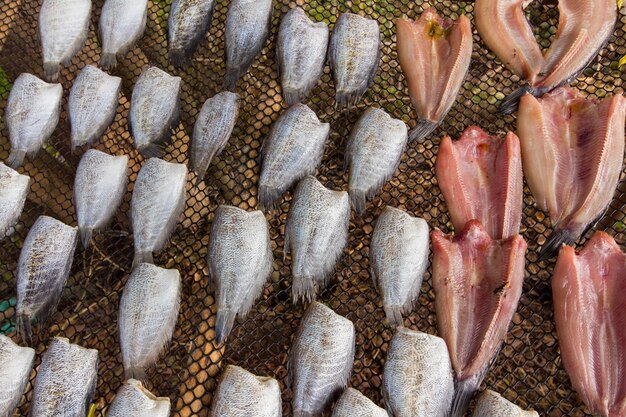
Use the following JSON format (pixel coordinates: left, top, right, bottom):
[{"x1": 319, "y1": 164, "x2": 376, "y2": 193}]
[
  {"x1": 31, "y1": 337, "x2": 98, "y2": 417},
  {"x1": 331, "y1": 388, "x2": 388, "y2": 417},
  {"x1": 107, "y1": 379, "x2": 171, "y2": 417},
  {"x1": 168, "y1": 0, "x2": 215, "y2": 67},
  {"x1": 0, "y1": 163, "x2": 30, "y2": 239},
  {"x1": 191, "y1": 91, "x2": 239, "y2": 185},
  {"x1": 382, "y1": 328, "x2": 454, "y2": 417},
  {"x1": 285, "y1": 176, "x2": 350, "y2": 303},
  {"x1": 346, "y1": 107, "x2": 408, "y2": 214},
  {"x1": 0, "y1": 335, "x2": 35, "y2": 417},
  {"x1": 431, "y1": 220, "x2": 527, "y2": 417},
  {"x1": 130, "y1": 158, "x2": 187, "y2": 266},
  {"x1": 99, "y1": 0, "x2": 149, "y2": 69},
  {"x1": 5, "y1": 73, "x2": 62, "y2": 168},
  {"x1": 69, "y1": 65, "x2": 121, "y2": 151},
  {"x1": 209, "y1": 365, "x2": 282, "y2": 417},
  {"x1": 74, "y1": 149, "x2": 128, "y2": 249},
  {"x1": 208, "y1": 205, "x2": 273, "y2": 344},
  {"x1": 370, "y1": 206, "x2": 429, "y2": 327},
  {"x1": 119, "y1": 263, "x2": 181, "y2": 379},
  {"x1": 517, "y1": 87, "x2": 626, "y2": 260},
  {"x1": 328, "y1": 13, "x2": 380, "y2": 109},
  {"x1": 290, "y1": 301, "x2": 355, "y2": 417},
  {"x1": 223, "y1": 0, "x2": 273, "y2": 90},
  {"x1": 16, "y1": 215, "x2": 78, "y2": 343},
  {"x1": 129, "y1": 67, "x2": 181, "y2": 157},
  {"x1": 397, "y1": 8, "x2": 472, "y2": 141},
  {"x1": 258, "y1": 104, "x2": 330, "y2": 210},
  {"x1": 38, "y1": 0, "x2": 91, "y2": 82},
  {"x1": 552, "y1": 232, "x2": 626, "y2": 417},
  {"x1": 435, "y1": 126, "x2": 523, "y2": 240},
  {"x1": 472, "y1": 390, "x2": 539, "y2": 417},
  {"x1": 277, "y1": 7, "x2": 329, "y2": 106}
]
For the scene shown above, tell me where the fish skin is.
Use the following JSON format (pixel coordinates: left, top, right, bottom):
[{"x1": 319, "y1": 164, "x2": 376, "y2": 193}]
[
  {"x1": 38, "y1": 0, "x2": 91, "y2": 82},
  {"x1": 382, "y1": 328, "x2": 454, "y2": 417},
  {"x1": 0, "y1": 163, "x2": 30, "y2": 239},
  {"x1": 130, "y1": 158, "x2": 187, "y2": 266},
  {"x1": 5, "y1": 73, "x2": 62, "y2": 168},
  {"x1": 107, "y1": 379, "x2": 171, "y2": 417},
  {"x1": 74, "y1": 149, "x2": 128, "y2": 249},
  {"x1": 129, "y1": 67, "x2": 182, "y2": 158},
  {"x1": 431, "y1": 220, "x2": 527, "y2": 417},
  {"x1": 331, "y1": 388, "x2": 388, "y2": 417},
  {"x1": 191, "y1": 91, "x2": 239, "y2": 185},
  {"x1": 208, "y1": 205, "x2": 273, "y2": 344},
  {"x1": 552, "y1": 232, "x2": 626, "y2": 417},
  {"x1": 118, "y1": 263, "x2": 181, "y2": 380},
  {"x1": 16, "y1": 216, "x2": 78, "y2": 343},
  {"x1": 517, "y1": 88, "x2": 626, "y2": 260},
  {"x1": 0, "y1": 335, "x2": 35, "y2": 417},
  {"x1": 68, "y1": 65, "x2": 121, "y2": 152},
  {"x1": 471, "y1": 390, "x2": 539, "y2": 417},
  {"x1": 277, "y1": 7, "x2": 329, "y2": 106},
  {"x1": 30, "y1": 337, "x2": 98, "y2": 417},
  {"x1": 168, "y1": 0, "x2": 215, "y2": 67},
  {"x1": 435, "y1": 126, "x2": 523, "y2": 240},
  {"x1": 258, "y1": 104, "x2": 330, "y2": 210},
  {"x1": 99, "y1": 0, "x2": 149, "y2": 69},
  {"x1": 370, "y1": 206, "x2": 429, "y2": 327},
  {"x1": 223, "y1": 0, "x2": 273, "y2": 90},
  {"x1": 209, "y1": 365, "x2": 282, "y2": 417},
  {"x1": 346, "y1": 107, "x2": 408, "y2": 215},
  {"x1": 397, "y1": 9, "x2": 472, "y2": 142},
  {"x1": 328, "y1": 13, "x2": 380, "y2": 109},
  {"x1": 285, "y1": 176, "x2": 350, "y2": 303},
  {"x1": 289, "y1": 302, "x2": 355, "y2": 417}
]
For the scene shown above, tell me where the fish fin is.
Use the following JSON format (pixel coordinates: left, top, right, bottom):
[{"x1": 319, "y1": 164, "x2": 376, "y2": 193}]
[
  {"x1": 384, "y1": 306, "x2": 405, "y2": 327},
  {"x1": 133, "y1": 251, "x2": 154, "y2": 268},
  {"x1": 16, "y1": 313, "x2": 33, "y2": 345},
  {"x1": 450, "y1": 377, "x2": 480, "y2": 417},
  {"x1": 336, "y1": 88, "x2": 365, "y2": 110},
  {"x1": 223, "y1": 68, "x2": 242, "y2": 92},
  {"x1": 408, "y1": 120, "x2": 439, "y2": 142},
  {"x1": 292, "y1": 275, "x2": 316, "y2": 304},
  {"x1": 283, "y1": 227, "x2": 290, "y2": 263},
  {"x1": 258, "y1": 184, "x2": 282, "y2": 211},
  {"x1": 538, "y1": 227, "x2": 578, "y2": 261},
  {"x1": 138, "y1": 141, "x2": 168, "y2": 159},
  {"x1": 169, "y1": 49, "x2": 188, "y2": 68},
  {"x1": 215, "y1": 309, "x2": 236, "y2": 345},
  {"x1": 499, "y1": 85, "x2": 535, "y2": 115},
  {"x1": 349, "y1": 189, "x2": 367, "y2": 216},
  {"x1": 282, "y1": 87, "x2": 304, "y2": 107},
  {"x1": 80, "y1": 227, "x2": 93, "y2": 250},
  {"x1": 100, "y1": 53, "x2": 118, "y2": 70},
  {"x1": 43, "y1": 62, "x2": 60, "y2": 82},
  {"x1": 7, "y1": 149, "x2": 26, "y2": 169},
  {"x1": 125, "y1": 366, "x2": 147, "y2": 381}
]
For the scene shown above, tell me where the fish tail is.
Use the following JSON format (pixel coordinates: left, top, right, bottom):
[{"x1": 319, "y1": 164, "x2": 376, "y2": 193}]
[
  {"x1": 132, "y1": 251, "x2": 154, "y2": 268},
  {"x1": 539, "y1": 228, "x2": 578, "y2": 261},
  {"x1": 408, "y1": 120, "x2": 439, "y2": 142},
  {"x1": 16, "y1": 313, "x2": 32, "y2": 345},
  {"x1": 292, "y1": 276, "x2": 316, "y2": 304},
  {"x1": 169, "y1": 48, "x2": 187, "y2": 68},
  {"x1": 100, "y1": 53, "x2": 117, "y2": 70},
  {"x1": 499, "y1": 85, "x2": 535, "y2": 115},
  {"x1": 137, "y1": 142, "x2": 166, "y2": 159},
  {"x1": 349, "y1": 189, "x2": 367, "y2": 216},
  {"x1": 222, "y1": 68, "x2": 242, "y2": 91},
  {"x1": 450, "y1": 378, "x2": 479, "y2": 417},
  {"x1": 384, "y1": 305, "x2": 405, "y2": 327},
  {"x1": 125, "y1": 366, "x2": 147, "y2": 381},
  {"x1": 215, "y1": 309, "x2": 237, "y2": 345},
  {"x1": 43, "y1": 61, "x2": 60, "y2": 82},
  {"x1": 335, "y1": 89, "x2": 364, "y2": 110},
  {"x1": 258, "y1": 185, "x2": 281, "y2": 211},
  {"x1": 7, "y1": 149, "x2": 26, "y2": 169},
  {"x1": 282, "y1": 87, "x2": 304, "y2": 107},
  {"x1": 80, "y1": 227, "x2": 93, "y2": 250}
]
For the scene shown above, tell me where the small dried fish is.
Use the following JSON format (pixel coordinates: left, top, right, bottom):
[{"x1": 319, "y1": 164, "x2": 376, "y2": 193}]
[
  {"x1": 0, "y1": 163, "x2": 30, "y2": 239},
  {"x1": 331, "y1": 388, "x2": 388, "y2": 417},
  {"x1": 0, "y1": 335, "x2": 35, "y2": 417},
  {"x1": 107, "y1": 379, "x2": 171, "y2": 417},
  {"x1": 472, "y1": 390, "x2": 539, "y2": 417},
  {"x1": 168, "y1": 0, "x2": 215, "y2": 67},
  {"x1": 99, "y1": 0, "x2": 149, "y2": 69}
]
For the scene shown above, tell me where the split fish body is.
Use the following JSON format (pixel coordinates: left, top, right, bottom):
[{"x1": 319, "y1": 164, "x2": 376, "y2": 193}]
[{"x1": 168, "y1": 0, "x2": 215, "y2": 67}]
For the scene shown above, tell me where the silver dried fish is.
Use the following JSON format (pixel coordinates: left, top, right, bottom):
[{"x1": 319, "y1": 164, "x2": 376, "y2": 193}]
[
  {"x1": 331, "y1": 388, "x2": 388, "y2": 417},
  {"x1": 168, "y1": 0, "x2": 215, "y2": 67},
  {"x1": 99, "y1": 0, "x2": 149, "y2": 69},
  {"x1": 0, "y1": 335, "x2": 35, "y2": 417},
  {"x1": 107, "y1": 379, "x2": 171, "y2": 417},
  {"x1": 472, "y1": 390, "x2": 539, "y2": 417},
  {"x1": 0, "y1": 163, "x2": 30, "y2": 239}
]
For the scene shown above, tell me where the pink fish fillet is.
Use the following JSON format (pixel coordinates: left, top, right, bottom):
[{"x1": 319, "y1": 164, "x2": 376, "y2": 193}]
[
  {"x1": 432, "y1": 220, "x2": 527, "y2": 417},
  {"x1": 435, "y1": 126, "x2": 523, "y2": 240},
  {"x1": 552, "y1": 231, "x2": 626, "y2": 417}
]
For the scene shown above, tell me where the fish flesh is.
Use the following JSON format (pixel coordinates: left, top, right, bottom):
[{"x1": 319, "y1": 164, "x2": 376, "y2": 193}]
[
  {"x1": 331, "y1": 388, "x2": 388, "y2": 417},
  {"x1": 30, "y1": 337, "x2": 98, "y2": 417},
  {"x1": 38, "y1": 0, "x2": 91, "y2": 82},
  {"x1": 370, "y1": 206, "x2": 429, "y2": 327},
  {"x1": 277, "y1": 7, "x2": 329, "y2": 106},
  {"x1": 107, "y1": 379, "x2": 171, "y2": 417},
  {"x1": 191, "y1": 91, "x2": 239, "y2": 185},
  {"x1": 208, "y1": 205, "x2": 273, "y2": 344},
  {"x1": 74, "y1": 149, "x2": 128, "y2": 249},
  {"x1": 517, "y1": 88, "x2": 626, "y2": 260},
  {"x1": 435, "y1": 126, "x2": 523, "y2": 240},
  {"x1": 5, "y1": 73, "x2": 62, "y2": 168},
  {"x1": 16, "y1": 215, "x2": 78, "y2": 343},
  {"x1": 129, "y1": 66, "x2": 181, "y2": 157},
  {"x1": 118, "y1": 263, "x2": 181, "y2": 379},
  {"x1": 258, "y1": 104, "x2": 330, "y2": 210},
  {"x1": 0, "y1": 335, "x2": 35, "y2": 417},
  {"x1": 290, "y1": 301, "x2": 355, "y2": 417},
  {"x1": 130, "y1": 158, "x2": 187, "y2": 266},
  {"x1": 223, "y1": 0, "x2": 273, "y2": 90},
  {"x1": 431, "y1": 220, "x2": 527, "y2": 417},
  {"x1": 328, "y1": 13, "x2": 380, "y2": 109},
  {"x1": 99, "y1": 0, "x2": 149, "y2": 69},
  {"x1": 552, "y1": 231, "x2": 626, "y2": 417},
  {"x1": 397, "y1": 8, "x2": 472, "y2": 141},
  {"x1": 0, "y1": 163, "x2": 30, "y2": 239},
  {"x1": 471, "y1": 390, "x2": 539, "y2": 417},
  {"x1": 382, "y1": 328, "x2": 454, "y2": 417},
  {"x1": 345, "y1": 107, "x2": 408, "y2": 214},
  {"x1": 168, "y1": 0, "x2": 215, "y2": 67},
  {"x1": 285, "y1": 176, "x2": 350, "y2": 303},
  {"x1": 68, "y1": 65, "x2": 121, "y2": 151},
  {"x1": 209, "y1": 365, "x2": 281, "y2": 417}
]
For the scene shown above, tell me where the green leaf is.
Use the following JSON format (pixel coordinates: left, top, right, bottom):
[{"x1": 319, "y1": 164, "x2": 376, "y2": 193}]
[
  {"x1": 619, "y1": 55, "x2": 626, "y2": 70},
  {"x1": 618, "y1": 0, "x2": 624, "y2": 9},
  {"x1": 615, "y1": 221, "x2": 625, "y2": 231},
  {"x1": 0, "y1": 67, "x2": 11, "y2": 100}
]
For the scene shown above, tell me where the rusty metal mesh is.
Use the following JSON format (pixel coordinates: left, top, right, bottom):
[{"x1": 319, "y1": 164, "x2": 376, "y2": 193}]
[{"x1": 0, "y1": 0, "x2": 625, "y2": 416}]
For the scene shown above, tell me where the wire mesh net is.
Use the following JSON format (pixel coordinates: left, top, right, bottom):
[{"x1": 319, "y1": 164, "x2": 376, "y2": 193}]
[{"x1": 0, "y1": 0, "x2": 625, "y2": 416}]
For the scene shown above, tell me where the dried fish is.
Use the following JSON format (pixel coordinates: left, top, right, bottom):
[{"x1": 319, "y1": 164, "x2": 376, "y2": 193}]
[
  {"x1": 99, "y1": 0, "x2": 149, "y2": 69},
  {"x1": 0, "y1": 335, "x2": 35, "y2": 417},
  {"x1": 472, "y1": 390, "x2": 539, "y2": 417},
  {"x1": 168, "y1": 0, "x2": 215, "y2": 67},
  {"x1": 0, "y1": 163, "x2": 30, "y2": 239},
  {"x1": 107, "y1": 379, "x2": 171, "y2": 417},
  {"x1": 331, "y1": 388, "x2": 388, "y2": 417}
]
